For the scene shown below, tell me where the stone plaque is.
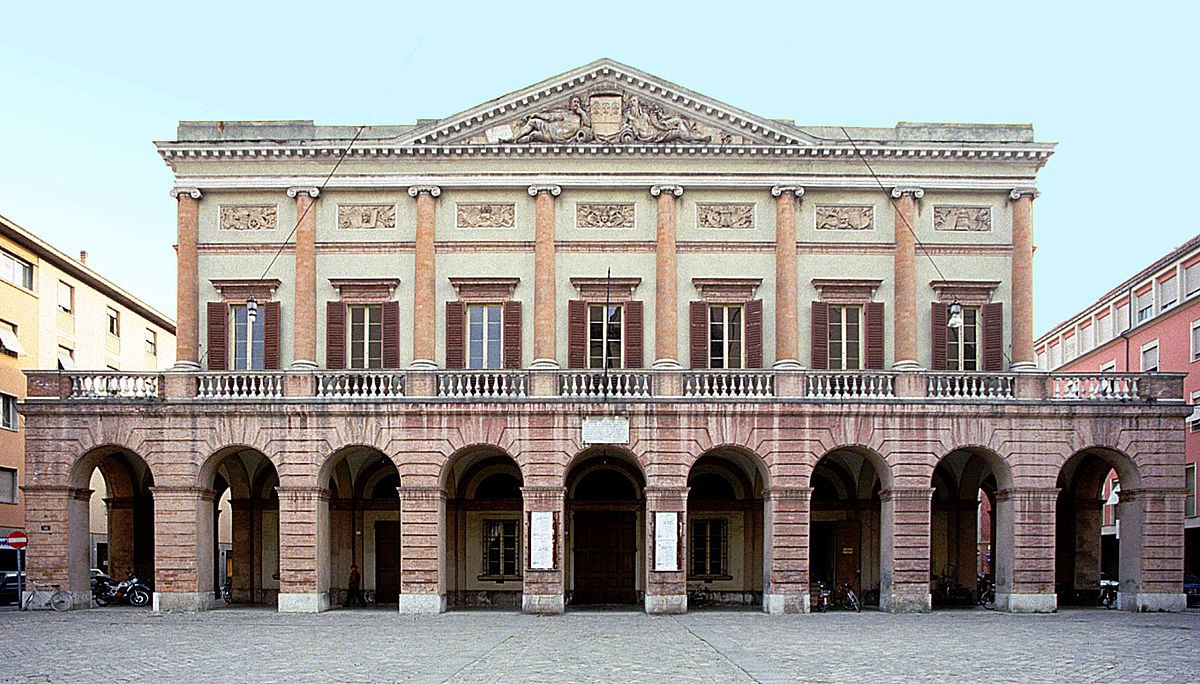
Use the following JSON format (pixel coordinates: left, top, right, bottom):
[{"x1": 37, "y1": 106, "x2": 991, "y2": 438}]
[
  {"x1": 582, "y1": 416, "x2": 630, "y2": 444},
  {"x1": 934, "y1": 206, "x2": 991, "y2": 231},
  {"x1": 219, "y1": 205, "x2": 277, "y2": 231},
  {"x1": 654, "y1": 512, "x2": 679, "y2": 572},
  {"x1": 530, "y1": 511, "x2": 555, "y2": 570},
  {"x1": 815, "y1": 205, "x2": 874, "y2": 231},
  {"x1": 577, "y1": 203, "x2": 635, "y2": 229},
  {"x1": 457, "y1": 203, "x2": 516, "y2": 228},
  {"x1": 337, "y1": 204, "x2": 395, "y2": 230},
  {"x1": 697, "y1": 203, "x2": 755, "y2": 229}
]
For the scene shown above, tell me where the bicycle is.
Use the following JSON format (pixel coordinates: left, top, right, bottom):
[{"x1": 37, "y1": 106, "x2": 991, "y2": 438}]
[{"x1": 22, "y1": 580, "x2": 73, "y2": 612}]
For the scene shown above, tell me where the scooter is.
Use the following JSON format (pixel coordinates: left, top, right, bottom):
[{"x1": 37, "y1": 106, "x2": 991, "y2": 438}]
[
  {"x1": 93, "y1": 571, "x2": 151, "y2": 607},
  {"x1": 815, "y1": 581, "x2": 833, "y2": 613}
]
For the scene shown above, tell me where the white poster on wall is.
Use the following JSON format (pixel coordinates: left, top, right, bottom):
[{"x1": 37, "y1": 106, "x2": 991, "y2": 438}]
[
  {"x1": 530, "y1": 511, "x2": 555, "y2": 570},
  {"x1": 654, "y1": 511, "x2": 679, "y2": 572}
]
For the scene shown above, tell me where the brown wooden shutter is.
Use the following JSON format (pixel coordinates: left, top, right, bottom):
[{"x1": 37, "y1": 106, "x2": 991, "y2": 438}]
[
  {"x1": 445, "y1": 301, "x2": 465, "y2": 370},
  {"x1": 930, "y1": 302, "x2": 948, "y2": 371},
  {"x1": 745, "y1": 299, "x2": 763, "y2": 369},
  {"x1": 982, "y1": 302, "x2": 1004, "y2": 372},
  {"x1": 206, "y1": 302, "x2": 227, "y2": 371},
  {"x1": 865, "y1": 302, "x2": 885, "y2": 370},
  {"x1": 263, "y1": 301, "x2": 281, "y2": 370},
  {"x1": 503, "y1": 300, "x2": 522, "y2": 370},
  {"x1": 382, "y1": 301, "x2": 400, "y2": 369},
  {"x1": 689, "y1": 301, "x2": 708, "y2": 369},
  {"x1": 568, "y1": 300, "x2": 587, "y2": 369},
  {"x1": 624, "y1": 300, "x2": 643, "y2": 369},
  {"x1": 326, "y1": 302, "x2": 347, "y2": 370},
  {"x1": 810, "y1": 302, "x2": 829, "y2": 370}
]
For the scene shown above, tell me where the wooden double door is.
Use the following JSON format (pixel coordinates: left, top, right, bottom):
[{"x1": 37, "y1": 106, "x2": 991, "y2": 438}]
[
  {"x1": 374, "y1": 521, "x2": 401, "y2": 603},
  {"x1": 573, "y1": 510, "x2": 637, "y2": 605}
]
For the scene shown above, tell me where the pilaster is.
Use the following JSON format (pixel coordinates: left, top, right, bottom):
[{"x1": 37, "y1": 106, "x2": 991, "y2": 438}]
[
  {"x1": 644, "y1": 485, "x2": 688, "y2": 614},
  {"x1": 1009, "y1": 188, "x2": 1039, "y2": 371},
  {"x1": 409, "y1": 186, "x2": 442, "y2": 369},
  {"x1": 529, "y1": 184, "x2": 562, "y2": 368},
  {"x1": 764, "y1": 486, "x2": 812, "y2": 613},
  {"x1": 651, "y1": 184, "x2": 683, "y2": 369},
  {"x1": 276, "y1": 485, "x2": 331, "y2": 613},
  {"x1": 288, "y1": 186, "x2": 320, "y2": 370},
  {"x1": 521, "y1": 485, "x2": 566, "y2": 614},
  {"x1": 771, "y1": 185, "x2": 804, "y2": 369},
  {"x1": 171, "y1": 187, "x2": 202, "y2": 370},
  {"x1": 880, "y1": 485, "x2": 933, "y2": 612},
  {"x1": 891, "y1": 187, "x2": 923, "y2": 370},
  {"x1": 150, "y1": 485, "x2": 219, "y2": 612},
  {"x1": 995, "y1": 487, "x2": 1058, "y2": 612},
  {"x1": 399, "y1": 485, "x2": 446, "y2": 613}
]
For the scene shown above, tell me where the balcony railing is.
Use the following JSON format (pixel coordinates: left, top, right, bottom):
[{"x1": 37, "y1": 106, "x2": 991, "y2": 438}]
[
  {"x1": 683, "y1": 371, "x2": 775, "y2": 399},
  {"x1": 196, "y1": 372, "x2": 284, "y2": 399},
  {"x1": 807, "y1": 372, "x2": 895, "y2": 399},
  {"x1": 316, "y1": 372, "x2": 405, "y2": 399},
  {"x1": 1049, "y1": 373, "x2": 1140, "y2": 401},
  {"x1": 68, "y1": 372, "x2": 161, "y2": 400},
  {"x1": 437, "y1": 371, "x2": 528, "y2": 399},
  {"x1": 926, "y1": 373, "x2": 1015, "y2": 400},
  {"x1": 560, "y1": 372, "x2": 652, "y2": 399}
]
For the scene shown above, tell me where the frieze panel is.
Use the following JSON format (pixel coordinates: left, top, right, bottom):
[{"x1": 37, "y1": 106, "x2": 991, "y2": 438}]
[
  {"x1": 480, "y1": 90, "x2": 717, "y2": 145},
  {"x1": 456, "y1": 203, "x2": 516, "y2": 228},
  {"x1": 337, "y1": 204, "x2": 396, "y2": 230},
  {"x1": 576, "y1": 203, "x2": 635, "y2": 229},
  {"x1": 219, "y1": 205, "x2": 277, "y2": 231},
  {"x1": 815, "y1": 206, "x2": 874, "y2": 231},
  {"x1": 934, "y1": 206, "x2": 992, "y2": 232},
  {"x1": 696, "y1": 203, "x2": 755, "y2": 229}
]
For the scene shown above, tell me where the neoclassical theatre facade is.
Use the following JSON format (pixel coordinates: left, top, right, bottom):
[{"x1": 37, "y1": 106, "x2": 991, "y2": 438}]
[{"x1": 21, "y1": 60, "x2": 1187, "y2": 614}]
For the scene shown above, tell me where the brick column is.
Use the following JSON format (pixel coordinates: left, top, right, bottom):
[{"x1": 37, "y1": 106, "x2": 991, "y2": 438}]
[
  {"x1": 650, "y1": 185, "x2": 683, "y2": 368},
  {"x1": 890, "y1": 188, "x2": 923, "y2": 370},
  {"x1": 150, "y1": 486, "x2": 216, "y2": 611},
  {"x1": 644, "y1": 486, "x2": 688, "y2": 614},
  {"x1": 1009, "y1": 188, "x2": 1039, "y2": 371},
  {"x1": 288, "y1": 187, "x2": 320, "y2": 369},
  {"x1": 995, "y1": 487, "x2": 1058, "y2": 612},
  {"x1": 1119, "y1": 488, "x2": 1187, "y2": 611},
  {"x1": 170, "y1": 187, "x2": 201, "y2": 370},
  {"x1": 529, "y1": 185, "x2": 562, "y2": 368},
  {"x1": 408, "y1": 186, "x2": 441, "y2": 368},
  {"x1": 771, "y1": 186, "x2": 804, "y2": 369},
  {"x1": 764, "y1": 486, "x2": 811, "y2": 613},
  {"x1": 880, "y1": 486, "x2": 933, "y2": 612},
  {"x1": 521, "y1": 485, "x2": 566, "y2": 614},
  {"x1": 276, "y1": 485, "x2": 330, "y2": 612},
  {"x1": 24, "y1": 486, "x2": 84, "y2": 604},
  {"x1": 399, "y1": 485, "x2": 446, "y2": 613}
]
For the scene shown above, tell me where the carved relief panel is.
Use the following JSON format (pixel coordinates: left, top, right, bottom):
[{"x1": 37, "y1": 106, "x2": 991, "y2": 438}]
[
  {"x1": 219, "y1": 205, "x2": 277, "y2": 231},
  {"x1": 576, "y1": 203, "x2": 635, "y2": 229},
  {"x1": 456, "y1": 203, "x2": 516, "y2": 228},
  {"x1": 934, "y1": 207, "x2": 992, "y2": 231},
  {"x1": 815, "y1": 206, "x2": 874, "y2": 231},
  {"x1": 696, "y1": 203, "x2": 755, "y2": 229},
  {"x1": 337, "y1": 204, "x2": 396, "y2": 229}
]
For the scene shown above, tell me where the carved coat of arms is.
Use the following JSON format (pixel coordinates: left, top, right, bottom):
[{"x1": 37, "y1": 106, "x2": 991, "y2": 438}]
[{"x1": 493, "y1": 92, "x2": 713, "y2": 145}]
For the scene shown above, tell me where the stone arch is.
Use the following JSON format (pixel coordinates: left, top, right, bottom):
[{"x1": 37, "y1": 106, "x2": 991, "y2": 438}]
[
  {"x1": 686, "y1": 446, "x2": 767, "y2": 609},
  {"x1": 810, "y1": 446, "x2": 888, "y2": 607},
  {"x1": 565, "y1": 445, "x2": 646, "y2": 607}
]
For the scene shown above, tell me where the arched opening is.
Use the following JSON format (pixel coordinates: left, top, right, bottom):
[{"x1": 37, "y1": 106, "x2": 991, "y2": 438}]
[
  {"x1": 810, "y1": 448, "x2": 885, "y2": 607},
  {"x1": 443, "y1": 446, "x2": 524, "y2": 610},
  {"x1": 198, "y1": 447, "x2": 278, "y2": 606},
  {"x1": 70, "y1": 447, "x2": 154, "y2": 601},
  {"x1": 686, "y1": 449, "x2": 767, "y2": 608},
  {"x1": 322, "y1": 446, "x2": 401, "y2": 608},
  {"x1": 930, "y1": 448, "x2": 1011, "y2": 609},
  {"x1": 1056, "y1": 448, "x2": 1141, "y2": 607},
  {"x1": 566, "y1": 447, "x2": 645, "y2": 606}
]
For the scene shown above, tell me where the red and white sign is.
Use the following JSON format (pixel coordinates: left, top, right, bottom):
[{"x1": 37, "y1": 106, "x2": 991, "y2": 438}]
[{"x1": 6, "y1": 531, "x2": 28, "y2": 550}]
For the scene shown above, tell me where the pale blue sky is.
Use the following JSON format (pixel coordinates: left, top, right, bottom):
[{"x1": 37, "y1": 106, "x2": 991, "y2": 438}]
[{"x1": 1, "y1": 1, "x2": 1193, "y2": 336}]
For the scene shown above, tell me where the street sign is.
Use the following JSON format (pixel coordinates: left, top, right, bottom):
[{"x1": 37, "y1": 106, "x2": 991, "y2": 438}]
[{"x1": 6, "y1": 531, "x2": 27, "y2": 550}]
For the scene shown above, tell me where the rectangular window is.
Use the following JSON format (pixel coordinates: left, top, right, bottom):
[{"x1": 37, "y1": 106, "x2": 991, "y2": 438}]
[
  {"x1": 1141, "y1": 341, "x2": 1159, "y2": 372},
  {"x1": 230, "y1": 305, "x2": 265, "y2": 370},
  {"x1": 1048, "y1": 342, "x2": 1061, "y2": 369},
  {"x1": 0, "y1": 468, "x2": 16, "y2": 504},
  {"x1": 1187, "y1": 464, "x2": 1196, "y2": 518},
  {"x1": 1099, "y1": 360, "x2": 1117, "y2": 372},
  {"x1": 466, "y1": 304, "x2": 503, "y2": 370},
  {"x1": 1136, "y1": 290, "x2": 1153, "y2": 323},
  {"x1": 106, "y1": 307, "x2": 120, "y2": 336},
  {"x1": 1036, "y1": 350, "x2": 1047, "y2": 370},
  {"x1": 0, "y1": 393, "x2": 16, "y2": 430},
  {"x1": 0, "y1": 320, "x2": 24, "y2": 357},
  {"x1": 58, "y1": 281, "x2": 74, "y2": 314},
  {"x1": 1160, "y1": 276, "x2": 1179, "y2": 311},
  {"x1": 1079, "y1": 324, "x2": 1094, "y2": 353},
  {"x1": 347, "y1": 304, "x2": 383, "y2": 370},
  {"x1": 1097, "y1": 314, "x2": 1113, "y2": 343},
  {"x1": 57, "y1": 346, "x2": 75, "y2": 370},
  {"x1": 690, "y1": 519, "x2": 729, "y2": 578},
  {"x1": 1115, "y1": 301, "x2": 1130, "y2": 333},
  {"x1": 1187, "y1": 261, "x2": 1200, "y2": 297},
  {"x1": 481, "y1": 519, "x2": 519, "y2": 578},
  {"x1": 1192, "y1": 321, "x2": 1200, "y2": 362},
  {"x1": 0, "y1": 250, "x2": 33, "y2": 290},
  {"x1": 145, "y1": 329, "x2": 158, "y2": 356},
  {"x1": 1190, "y1": 392, "x2": 1200, "y2": 433},
  {"x1": 827, "y1": 305, "x2": 863, "y2": 370},
  {"x1": 1063, "y1": 334, "x2": 1077, "y2": 362},
  {"x1": 947, "y1": 307, "x2": 980, "y2": 371},
  {"x1": 587, "y1": 303, "x2": 623, "y2": 369},
  {"x1": 708, "y1": 304, "x2": 744, "y2": 369}
]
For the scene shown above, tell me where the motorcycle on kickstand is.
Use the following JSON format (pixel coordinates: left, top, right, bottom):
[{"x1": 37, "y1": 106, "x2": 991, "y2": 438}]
[{"x1": 93, "y1": 571, "x2": 152, "y2": 608}]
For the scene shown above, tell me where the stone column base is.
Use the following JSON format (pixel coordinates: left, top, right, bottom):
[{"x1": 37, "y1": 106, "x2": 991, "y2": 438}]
[
  {"x1": 1125, "y1": 592, "x2": 1187, "y2": 612},
  {"x1": 999, "y1": 592, "x2": 1056, "y2": 613},
  {"x1": 764, "y1": 592, "x2": 809, "y2": 614},
  {"x1": 153, "y1": 591, "x2": 220, "y2": 612},
  {"x1": 884, "y1": 592, "x2": 931, "y2": 613},
  {"x1": 522, "y1": 593, "x2": 564, "y2": 615},
  {"x1": 399, "y1": 593, "x2": 446, "y2": 614},
  {"x1": 277, "y1": 592, "x2": 330, "y2": 613},
  {"x1": 644, "y1": 593, "x2": 687, "y2": 614}
]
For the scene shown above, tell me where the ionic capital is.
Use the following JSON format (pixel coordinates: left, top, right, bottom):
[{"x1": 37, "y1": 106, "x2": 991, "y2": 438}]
[
  {"x1": 1009, "y1": 187, "x2": 1040, "y2": 201},
  {"x1": 650, "y1": 184, "x2": 684, "y2": 197},
  {"x1": 408, "y1": 185, "x2": 442, "y2": 198},
  {"x1": 770, "y1": 185, "x2": 805, "y2": 198},
  {"x1": 527, "y1": 184, "x2": 562, "y2": 197},
  {"x1": 287, "y1": 186, "x2": 320, "y2": 199},
  {"x1": 170, "y1": 187, "x2": 202, "y2": 200},
  {"x1": 890, "y1": 187, "x2": 925, "y2": 200}
]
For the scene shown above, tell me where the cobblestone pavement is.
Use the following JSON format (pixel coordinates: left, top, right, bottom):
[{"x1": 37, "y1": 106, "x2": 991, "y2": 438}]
[{"x1": 1, "y1": 606, "x2": 1198, "y2": 683}]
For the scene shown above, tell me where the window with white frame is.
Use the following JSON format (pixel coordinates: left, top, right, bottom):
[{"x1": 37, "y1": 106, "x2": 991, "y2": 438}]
[
  {"x1": 1187, "y1": 261, "x2": 1200, "y2": 298},
  {"x1": 0, "y1": 467, "x2": 16, "y2": 504},
  {"x1": 347, "y1": 304, "x2": 383, "y2": 370},
  {"x1": 1187, "y1": 464, "x2": 1196, "y2": 518},
  {"x1": 0, "y1": 320, "x2": 24, "y2": 357},
  {"x1": 1098, "y1": 314, "x2": 1113, "y2": 343},
  {"x1": 58, "y1": 281, "x2": 74, "y2": 314},
  {"x1": 1036, "y1": 350, "x2": 1047, "y2": 370},
  {"x1": 481, "y1": 519, "x2": 519, "y2": 578},
  {"x1": 1099, "y1": 360, "x2": 1117, "y2": 372},
  {"x1": 1136, "y1": 290, "x2": 1154, "y2": 323},
  {"x1": 690, "y1": 518, "x2": 729, "y2": 578},
  {"x1": 1115, "y1": 301, "x2": 1130, "y2": 332},
  {"x1": 466, "y1": 304, "x2": 503, "y2": 370},
  {"x1": 0, "y1": 250, "x2": 33, "y2": 290},
  {"x1": 587, "y1": 303, "x2": 623, "y2": 369},
  {"x1": 1048, "y1": 341, "x2": 1061, "y2": 369},
  {"x1": 1064, "y1": 335, "x2": 1077, "y2": 361},
  {"x1": 1141, "y1": 341, "x2": 1159, "y2": 372},
  {"x1": 106, "y1": 306, "x2": 120, "y2": 337},
  {"x1": 1080, "y1": 324, "x2": 1094, "y2": 353},
  {"x1": 0, "y1": 392, "x2": 16, "y2": 430},
  {"x1": 1192, "y1": 320, "x2": 1200, "y2": 362},
  {"x1": 230, "y1": 304, "x2": 265, "y2": 370},
  {"x1": 827, "y1": 304, "x2": 863, "y2": 370},
  {"x1": 145, "y1": 329, "x2": 158, "y2": 356},
  {"x1": 708, "y1": 304, "x2": 744, "y2": 369},
  {"x1": 57, "y1": 345, "x2": 75, "y2": 370},
  {"x1": 1160, "y1": 275, "x2": 1179, "y2": 311},
  {"x1": 1191, "y1": 391, "x2": 1200, "y2": 434},
  {"x1": 946, "y1": 306, "x2": 980, "y2": 371}
]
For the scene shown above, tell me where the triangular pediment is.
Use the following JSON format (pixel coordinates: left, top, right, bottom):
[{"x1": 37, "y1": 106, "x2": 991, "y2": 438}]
[{"x1": 404, "y1": 59, "x2": 815, "y2": 147}]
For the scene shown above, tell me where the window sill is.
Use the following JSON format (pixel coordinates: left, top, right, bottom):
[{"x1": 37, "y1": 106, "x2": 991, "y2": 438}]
[
  {"x1": 689, "y1": 574, "x2": 733, "y2": 583},
  {"x1": 477, "y1": 574, "x2": 522, "y2": 583}
]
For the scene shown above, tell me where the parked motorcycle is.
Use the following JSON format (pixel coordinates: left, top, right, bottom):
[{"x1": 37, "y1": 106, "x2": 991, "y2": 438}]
[
  {"x1": 815, "y1": 581, "x2": 833, "y2": 613},
  {"x1": 93, "y1": 572, "x2": 151, "y2": 607},
  {"x1": 977, "y1": 575, "x2": 996, "y2": 608},
  {"x1": 1100, "y1": 579, "x2": 1118, "y2": 609}
]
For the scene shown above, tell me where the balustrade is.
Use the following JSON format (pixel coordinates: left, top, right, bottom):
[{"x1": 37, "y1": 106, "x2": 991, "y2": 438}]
[
  {"x1": 196, "y1": 373, "x2": 284, "y2": 399},
  {"x1": 316, "y1": 372, "x2": 405, "y2": 398},
  {"x1": 1050, "y1": 373, "x2": 1139, "y2": 401},
  {"x1": 926, "y1": 373, "x2": 1015, "y2": 400},
  {"x1": 683, "y1": 371, "x2": 775, "y2": 398},
  {"x1": 69, "y1": 372, "x2": 161, "y2": 399},
  {"x1": 437, "y1": 371, "x2": 528, "y2": 399},
  {"x1": 559, "y1": 372, "x2": 652, "y2": 398},
  {"x1": 807, "y1": 372, "x2": 895, "y2": 399}
]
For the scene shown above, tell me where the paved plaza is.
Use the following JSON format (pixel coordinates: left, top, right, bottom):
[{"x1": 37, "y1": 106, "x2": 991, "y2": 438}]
[{"x1": 1, "y1": 606, "x2": 1198, "y2": 683}]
